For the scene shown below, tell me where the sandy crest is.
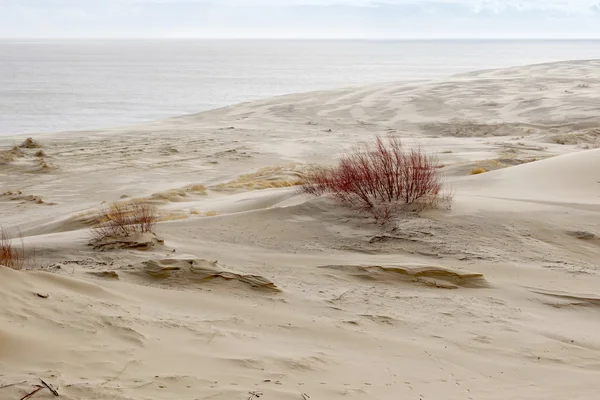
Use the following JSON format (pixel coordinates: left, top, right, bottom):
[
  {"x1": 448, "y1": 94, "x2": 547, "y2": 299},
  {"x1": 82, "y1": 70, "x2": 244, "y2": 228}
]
[{"x1": 2, "y1": 60, "x2": 600, "y2": 400}]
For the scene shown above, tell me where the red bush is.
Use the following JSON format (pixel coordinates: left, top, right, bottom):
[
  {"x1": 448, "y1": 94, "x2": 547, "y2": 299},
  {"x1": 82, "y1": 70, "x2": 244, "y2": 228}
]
[
  {"x1": 0, "y1": 226, "x2": 25, "y2": 270},
  {"x1": 301, "y1": 135, "x2": 444, "y2": 220},
  {"x1": 90, "y1": 199, "x2": 158, "y2": 242}
]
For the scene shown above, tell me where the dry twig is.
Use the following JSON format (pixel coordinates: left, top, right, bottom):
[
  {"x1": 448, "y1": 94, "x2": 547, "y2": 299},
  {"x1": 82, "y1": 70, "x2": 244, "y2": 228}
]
[
  {"x1": 19, "y1": 386, "x2": 43, "y2": 400},
  {"x1": 0, "y1": 380, "x2": 27, "y2": 390},
  {"x1": 333, "y1": 290, "x2": 352, "y2": 301},
  {"x1": 248, "y1": 391, "x2": 263, "y2": 400},
  {"x1": 40, "y1": 379, "x2": 59, "y2": 396}
]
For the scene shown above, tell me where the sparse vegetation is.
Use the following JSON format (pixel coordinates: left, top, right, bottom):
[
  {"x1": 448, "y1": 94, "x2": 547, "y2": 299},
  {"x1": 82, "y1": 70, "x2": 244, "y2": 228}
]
[
  {"x1": 37, "y1": 158, "x2": 53, "y2": 171},
  {"x1": 157, "y1": 213, "x2": 188, "y2": 222},
  {"x1": 19, "y1": 137, "x2": 41, "y2": 149},
  {"x1": 186, "y1": 184, "x2": 207, "y2": 193},
  {"x1": 552, "y1": 136, "x2": 568, "y2": 145},
  {"x1": 90, "y1": 199, "x2": 158, "y2": 241},
  {"x1": 214, "y1": 165, "x2": 304, "y2": 191},
  {"x1": 2, "y1": 191, "x2": 45, "y2": 204},
  {"x1": 0, "y1": 146, "x2": 25, "y2": 165},
  {"x1": 150, "y1": 184, "x2": 207, "y2": 202},
  {"x1": 0, "y1": 226, "x2": 25, "y2": 270},
  {"x1": 470, "y1": 167, "x2": 488, "y2": 175},
  {"x1": 549, "y1": 129, "x2": 600, "y2": 148},
  {"x1": 190, "y1": 209, "x2": 219, "y2": 217},
  {"x1": 301, "y1": 135, "x2": 448, "y2": 222}
]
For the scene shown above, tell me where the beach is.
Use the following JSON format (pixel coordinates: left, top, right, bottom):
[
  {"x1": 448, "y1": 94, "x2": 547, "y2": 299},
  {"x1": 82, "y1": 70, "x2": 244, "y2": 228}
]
[{"x1": 1, "y1": 60, "x2": 600, "y2": 399}]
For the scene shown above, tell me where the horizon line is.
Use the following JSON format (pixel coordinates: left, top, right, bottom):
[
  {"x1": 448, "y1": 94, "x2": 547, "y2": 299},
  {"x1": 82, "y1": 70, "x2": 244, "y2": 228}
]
[{"x1": 2, "y1": 37, "x2": 600, "y2": 41}]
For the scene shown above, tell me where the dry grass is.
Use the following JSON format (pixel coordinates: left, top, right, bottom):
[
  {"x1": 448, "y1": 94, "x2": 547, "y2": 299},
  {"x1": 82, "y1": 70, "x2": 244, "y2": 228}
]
[
  {"x1": 470, "y1": 167, "x2": 488, "y2": 175},
  {"x1": 301, "y1": 135, "x2": 448, "y2": 222},
  {"x1": 0, "y1": 147, "x2": 25, "y2": 165},
  {"x1": 550, "y1": 130, "x2": 600, "y2": 148},
  {"x1": 19, "y1": 137, "x2": 41, "y2": 149},
  {"x1": 35, "y1": 157, "x2": 56, "y2": 172},
  {"x1": 150, "y1": 184, "x2": 207, "y2": 202},
  {"x1": 214, "y1": 165, "x2": 305, "y2": 192},
  {"x1": 157, "y1": 213, "x2": 189, "y2": 222},
  {"x1": 468, "y1": 154, "x2": 550, "y2": 176},
  {"x1": 186, "y1": 184, "x2": 207, "y2": 193},
  {"x1": 189, "y1": 209, "x2": 219, "y2": 217},
  {"x1": 552, "y1": 135, "x2": 571, "y2": 145},
  {"x1": 0, "y1": 226, "x2": 25, "y2": 270},
  {"x1": 0, "y1": 152, "x2": 15, "y2": 165},
  {"x1": 73, "y1": 209, "x2": 106, "y2": 227},
  {"x1": 2, "y1": 191, "x2": 45, "y2": 204},
  {"x1": 90, "y1": 199, "x2": 158, "y2": 241},
  {"x1": 150, "y1": 190, "x2": 189, "y2": 202}
]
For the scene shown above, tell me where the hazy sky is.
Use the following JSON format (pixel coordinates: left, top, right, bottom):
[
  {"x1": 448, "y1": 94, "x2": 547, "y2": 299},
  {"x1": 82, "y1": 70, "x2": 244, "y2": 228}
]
[{"x1": 1, "y1": 0, "x2": 599, "y2": 39}]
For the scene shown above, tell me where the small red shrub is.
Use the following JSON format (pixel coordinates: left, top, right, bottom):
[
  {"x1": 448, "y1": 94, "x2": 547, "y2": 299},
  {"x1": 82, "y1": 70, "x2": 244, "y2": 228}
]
[
  {"x1": 301, "y1": 135, "x2": 446, "y2": 221},
  {"x1": 90, "y1": 199, "x2": 158, "y2": 242},
  {"x1": 0, "y1": 226, "x2": 25, "y2": 270}
]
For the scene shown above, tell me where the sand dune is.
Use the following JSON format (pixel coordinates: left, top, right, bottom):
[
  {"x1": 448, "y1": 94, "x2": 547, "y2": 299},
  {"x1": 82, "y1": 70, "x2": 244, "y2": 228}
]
[
  {"x1": 457, "y1": 147, "x2": 600, "y2": 205},
  {"x1": 2, "y1": 61, "x2": 600, "y2": 400}
]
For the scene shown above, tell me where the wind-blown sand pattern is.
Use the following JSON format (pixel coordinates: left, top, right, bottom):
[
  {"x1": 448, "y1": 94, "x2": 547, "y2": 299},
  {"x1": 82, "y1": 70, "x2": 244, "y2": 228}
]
[{"x1": 1, "y1": 60, "x2": 600, "y2": 399}]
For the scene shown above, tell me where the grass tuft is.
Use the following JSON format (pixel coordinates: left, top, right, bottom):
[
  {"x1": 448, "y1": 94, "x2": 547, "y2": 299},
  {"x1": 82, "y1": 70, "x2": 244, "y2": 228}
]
[
  {"x1": 215, "y1": 165, "x2": 305, "y2": 192},
  {"x1": 90, "y1": 199, "x2": 158, "y2": 241},
  {"x1": 19, "y1": 137, "x2": 42, "y2": 149},
  {"x1": 470, "y1": 167, "x2": 488, "y2": 175},
  {"x1": 0, "y1": 226, "x2": 25, "y2": 270}
]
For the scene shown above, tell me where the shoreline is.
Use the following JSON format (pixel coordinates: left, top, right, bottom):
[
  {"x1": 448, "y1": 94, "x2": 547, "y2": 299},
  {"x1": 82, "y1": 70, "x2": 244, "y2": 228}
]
[{"x1": 2, "y1": 57, "x2": 599, "y2": 139}]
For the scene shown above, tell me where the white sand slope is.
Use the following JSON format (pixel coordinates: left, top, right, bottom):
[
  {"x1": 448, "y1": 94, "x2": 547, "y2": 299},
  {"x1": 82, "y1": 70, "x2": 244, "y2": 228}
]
[
  {"x1": 2, "y1": 60, "x2": 600, "y2": 400},
  {"x1": 457, "y1": 147, "x2": 600, "y2": 205}
]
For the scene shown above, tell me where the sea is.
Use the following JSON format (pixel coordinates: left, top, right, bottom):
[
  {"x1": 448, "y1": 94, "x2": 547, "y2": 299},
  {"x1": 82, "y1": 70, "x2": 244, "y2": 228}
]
[{"x1": 1, "y1": 39, "x2": 600, "y2": 136}]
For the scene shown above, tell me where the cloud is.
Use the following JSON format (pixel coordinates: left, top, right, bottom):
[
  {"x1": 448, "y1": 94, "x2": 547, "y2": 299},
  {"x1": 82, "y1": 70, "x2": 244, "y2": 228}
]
[
  {"x1": 7, "y1": 0, "x2": 598, "y2": 11},
  {"x1": 128, "y1": 0, "x2": 600, "y2": 12},
  {"x1": 0, "y1": 0, "x2": 598, "y2": 38}
]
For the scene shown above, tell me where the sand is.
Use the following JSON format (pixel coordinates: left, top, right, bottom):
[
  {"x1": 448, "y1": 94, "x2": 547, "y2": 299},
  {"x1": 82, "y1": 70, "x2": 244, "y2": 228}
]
[{"x1": 1, "y1": 60, "x2": 600, "y2": 400}]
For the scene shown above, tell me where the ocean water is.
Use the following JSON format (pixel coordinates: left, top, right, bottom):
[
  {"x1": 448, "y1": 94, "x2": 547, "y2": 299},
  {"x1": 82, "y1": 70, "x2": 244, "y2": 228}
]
[{"x1": 1, "y1": 39, "x2": 600, "y2": 136}]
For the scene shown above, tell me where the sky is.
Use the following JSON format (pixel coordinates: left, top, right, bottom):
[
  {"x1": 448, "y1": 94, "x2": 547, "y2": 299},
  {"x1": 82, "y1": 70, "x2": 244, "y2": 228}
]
[{"x1": 0, "y1": 0, "x2": 599, "y2": 39}]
